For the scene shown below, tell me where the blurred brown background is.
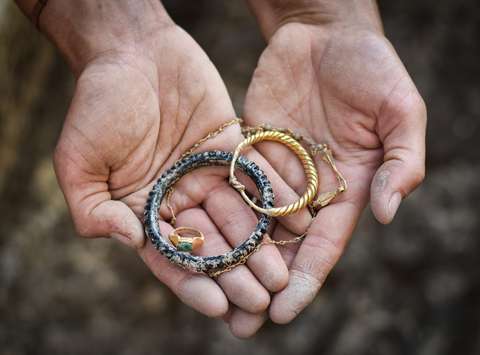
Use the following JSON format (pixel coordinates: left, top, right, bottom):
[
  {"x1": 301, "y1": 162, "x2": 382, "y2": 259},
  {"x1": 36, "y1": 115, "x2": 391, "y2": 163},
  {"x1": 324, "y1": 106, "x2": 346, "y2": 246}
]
[{"x1": 1, "y1": 1, "x2": 479, "y2": 354}]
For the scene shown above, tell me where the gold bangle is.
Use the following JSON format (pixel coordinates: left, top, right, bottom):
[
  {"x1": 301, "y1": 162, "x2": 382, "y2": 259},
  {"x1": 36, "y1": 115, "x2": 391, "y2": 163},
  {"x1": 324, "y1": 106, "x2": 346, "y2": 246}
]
[
  {"x1": 169, "y1": 227, "x2": 205, "y2": 253},
  {"x1": 229, "y1": 130, "x2": 318, "y2": 217}
]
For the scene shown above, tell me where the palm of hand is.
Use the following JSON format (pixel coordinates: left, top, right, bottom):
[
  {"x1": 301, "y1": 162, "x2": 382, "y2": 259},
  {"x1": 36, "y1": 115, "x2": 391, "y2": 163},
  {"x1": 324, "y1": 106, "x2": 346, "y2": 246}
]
[
  {"x1": 54, "y1": 26, "x2": 291, "y2": 323},
  {"x1": 244, "y1": 23, "x2": 426, "y2": 323},
  {"x1": 55, "y1": 27, "x2": 235, "y2": 240}
]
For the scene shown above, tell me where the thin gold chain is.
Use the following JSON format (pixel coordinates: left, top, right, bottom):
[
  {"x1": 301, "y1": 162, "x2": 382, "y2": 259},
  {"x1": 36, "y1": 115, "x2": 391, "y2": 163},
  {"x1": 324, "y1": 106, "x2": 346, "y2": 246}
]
[
  {"x1": 166, "y1": 118, "x2": 243, "y2": 224},
  {"x1": 178, "y1": 118, "x2": 243, "y2": 161},
  {"x1": 207, "y1": 233, "x2": 307, "y2": 278},
  {"x1": 164, "y1": 119, "x2": 347, "y2": 278}
]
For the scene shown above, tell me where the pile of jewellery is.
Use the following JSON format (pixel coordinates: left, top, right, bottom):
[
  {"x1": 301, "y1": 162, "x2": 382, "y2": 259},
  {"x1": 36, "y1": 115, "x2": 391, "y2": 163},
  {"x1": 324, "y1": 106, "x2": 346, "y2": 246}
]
[{"x1": 143, "y1": 118, "x2": 347, "y2": 278}]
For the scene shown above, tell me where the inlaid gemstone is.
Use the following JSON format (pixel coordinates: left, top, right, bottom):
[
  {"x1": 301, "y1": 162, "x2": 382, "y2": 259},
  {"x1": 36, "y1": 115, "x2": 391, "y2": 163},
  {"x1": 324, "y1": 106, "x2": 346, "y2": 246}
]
[{"x1": 177, "y1": 241, "x2": 193, "y2": 252}]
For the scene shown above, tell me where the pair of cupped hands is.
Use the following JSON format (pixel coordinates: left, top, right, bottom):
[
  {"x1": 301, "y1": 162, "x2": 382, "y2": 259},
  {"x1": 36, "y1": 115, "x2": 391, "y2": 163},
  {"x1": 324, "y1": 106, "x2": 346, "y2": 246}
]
[{"x1": 31, "y1": 0, "x2": 426, "y2": 338}]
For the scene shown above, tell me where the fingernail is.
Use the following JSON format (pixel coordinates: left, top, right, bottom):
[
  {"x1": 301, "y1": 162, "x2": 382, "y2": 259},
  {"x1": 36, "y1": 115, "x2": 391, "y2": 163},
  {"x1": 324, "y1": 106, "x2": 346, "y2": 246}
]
[{"x1": 388, "y1": 192, "x2": 402, "y2": 220}]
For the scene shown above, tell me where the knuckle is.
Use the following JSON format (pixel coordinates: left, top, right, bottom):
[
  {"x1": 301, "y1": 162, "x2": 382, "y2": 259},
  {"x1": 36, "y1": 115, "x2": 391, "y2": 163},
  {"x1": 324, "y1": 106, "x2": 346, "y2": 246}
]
[
  {"x1": 72, "y1": 215, "x2": 96, "y2": 239},
  {"x1": 73, "y1": 223, "x2": 92, "y2": 239}
]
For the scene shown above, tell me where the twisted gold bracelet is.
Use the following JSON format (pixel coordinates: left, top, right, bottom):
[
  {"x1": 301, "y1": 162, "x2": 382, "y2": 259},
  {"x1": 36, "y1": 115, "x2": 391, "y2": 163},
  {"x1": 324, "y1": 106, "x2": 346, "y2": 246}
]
[{"x1": 229, "y1": 130, "x2": 319, "y2": 217}]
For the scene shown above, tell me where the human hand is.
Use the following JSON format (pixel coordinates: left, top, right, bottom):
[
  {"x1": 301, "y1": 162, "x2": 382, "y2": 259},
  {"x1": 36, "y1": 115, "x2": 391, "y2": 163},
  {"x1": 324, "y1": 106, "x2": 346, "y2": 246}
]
[
  {"x1": 18, "y1": 0, "x2": 306, "y2": 334},
  {"x1": 244, "y1": 0, "x2": 426, "y2": 327}
]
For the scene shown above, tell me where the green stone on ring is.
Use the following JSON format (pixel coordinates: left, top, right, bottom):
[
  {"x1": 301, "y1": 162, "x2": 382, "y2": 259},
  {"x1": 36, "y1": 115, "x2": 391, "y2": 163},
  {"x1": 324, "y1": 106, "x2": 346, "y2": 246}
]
[{"x1": 176, "y1": 241, "x2": 193, "y2": 252}]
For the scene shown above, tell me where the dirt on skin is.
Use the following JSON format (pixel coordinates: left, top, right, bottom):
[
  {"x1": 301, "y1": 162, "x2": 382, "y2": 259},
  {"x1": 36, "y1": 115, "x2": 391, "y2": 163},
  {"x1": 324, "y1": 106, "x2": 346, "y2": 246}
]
[{"x1": 1, "y1": 1, "x2": 479, "y2": 354}]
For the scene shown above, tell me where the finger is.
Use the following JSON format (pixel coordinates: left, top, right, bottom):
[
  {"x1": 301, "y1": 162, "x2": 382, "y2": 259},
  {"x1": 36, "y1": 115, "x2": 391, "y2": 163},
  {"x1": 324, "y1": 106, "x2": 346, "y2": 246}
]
[
  {"x1": 175, "y1": 208, "x2": 271, "y2": 314},
  {"x1": 269, "y1": 200, "x2": 363, "y2": 324},
  {"x1": 152, "y1": 153, "x2": 293, "y2": 292},
  {"x1": 138, "y1": 219, "x2": 228, "y2": 318},
  {"x1": 371, "y1": 87, "x2": 427, "y2": 224},
  {"x1": 240, "y1": 148, "x2": 312, "y2": 236},
  {"x1": 203, "y1": 181, "x2": 289, "y2": 292},
  {"x1": 53, "y1": 146, "x2": 145, "y2": 248},
  {"x1": 156, "y1": 117, "x2": 312, "y2": 236},
  {"x1": 157, "y1": 151, "x2": 312, "y2": 236},
  {"x1": 227, "y1": 307, "x2": 268, "y2": 339},
  {"x1": 270, "y1": 224, "x2": 301, "y2": 268},
  {"x1": 79, "y1": 200, "x2": 144, "y2": 247}
]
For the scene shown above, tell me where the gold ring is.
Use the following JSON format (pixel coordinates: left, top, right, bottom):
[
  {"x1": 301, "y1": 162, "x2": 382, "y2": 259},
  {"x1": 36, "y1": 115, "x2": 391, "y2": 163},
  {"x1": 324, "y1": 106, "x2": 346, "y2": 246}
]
[
  {"x1": 229, "y1": 130, "x2": 318, "y2": 217},
  {"x1": 169, "y1": 227, "x2": 205, "y2": 252}
]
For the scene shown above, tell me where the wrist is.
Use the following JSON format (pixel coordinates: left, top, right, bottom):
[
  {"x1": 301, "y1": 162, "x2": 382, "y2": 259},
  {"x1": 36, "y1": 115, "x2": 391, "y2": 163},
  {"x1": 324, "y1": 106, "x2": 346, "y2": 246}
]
[
  {"x1": 22, "y1": 0, "x2": 174, "y2": 75},
  {"x1": 246, "y1": 0, "x2": 383, "y2": 40}
]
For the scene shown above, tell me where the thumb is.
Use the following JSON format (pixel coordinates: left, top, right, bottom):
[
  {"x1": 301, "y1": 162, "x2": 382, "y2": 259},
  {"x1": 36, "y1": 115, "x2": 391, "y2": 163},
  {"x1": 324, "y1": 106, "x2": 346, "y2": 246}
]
[
  {"x1": 371, "y1": 86, "x2": 427, "y2": 224},
  {"x1": 64, "y1": 192, "x2": 145, "y2": 248},
  {"x1": 81, "y1": 199, "x2": 145, "y2": 248},
  {"x1": 54, "y1": 145, "x2": 145, "y2": 248}
]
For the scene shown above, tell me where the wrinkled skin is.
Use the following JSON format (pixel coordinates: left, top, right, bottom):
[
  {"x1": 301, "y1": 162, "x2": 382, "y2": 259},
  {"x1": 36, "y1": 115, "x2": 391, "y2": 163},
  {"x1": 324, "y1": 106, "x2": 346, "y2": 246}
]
[
  {"x1": 28, "y1": 0, "x2": 426, "y2": 338},
  {"x1": 241, "y1": 23, "x2": 426, "y2": 331},
  {"x1": 53, "y1": 25, "x2": 306, "y2": 332}
]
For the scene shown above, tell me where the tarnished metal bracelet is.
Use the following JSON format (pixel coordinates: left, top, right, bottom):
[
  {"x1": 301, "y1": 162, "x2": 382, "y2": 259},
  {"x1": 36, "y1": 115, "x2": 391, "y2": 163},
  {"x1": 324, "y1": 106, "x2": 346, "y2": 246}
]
[
  {"x1": 144, "y1": 150, "x2": 274, "y2": 276},
  {"x1": 229, "y1": 130, "x2": 319, "y2": 217}
]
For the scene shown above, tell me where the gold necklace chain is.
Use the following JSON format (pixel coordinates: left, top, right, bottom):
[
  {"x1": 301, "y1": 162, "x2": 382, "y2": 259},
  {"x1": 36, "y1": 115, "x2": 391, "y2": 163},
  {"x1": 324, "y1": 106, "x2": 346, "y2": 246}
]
[
  {"x1": 165, "y1": 117, "x2": 242, "y2": 228},
  {"x1": 178, "y1": 118, "x2": 243, "y2": 161},
  {"x1": 164, "y1": 118, "x2": 347, "y2": 278},
  {"x1": 207, "y1": 232, "x2": 308, "y2": 278}
]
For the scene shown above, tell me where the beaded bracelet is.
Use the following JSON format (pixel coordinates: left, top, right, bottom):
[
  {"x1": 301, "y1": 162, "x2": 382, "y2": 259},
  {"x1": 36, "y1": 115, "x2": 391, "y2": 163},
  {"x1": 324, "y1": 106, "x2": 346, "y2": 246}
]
[{"x1": 143, "y1": 150, "x2": 274, "y2": 276}]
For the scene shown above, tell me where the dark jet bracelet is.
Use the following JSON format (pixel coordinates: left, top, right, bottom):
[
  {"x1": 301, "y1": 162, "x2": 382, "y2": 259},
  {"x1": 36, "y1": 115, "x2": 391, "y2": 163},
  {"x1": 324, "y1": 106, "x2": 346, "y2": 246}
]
[{"x1": 143, "y1": 150, "x2": 274, "y2": 277}]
